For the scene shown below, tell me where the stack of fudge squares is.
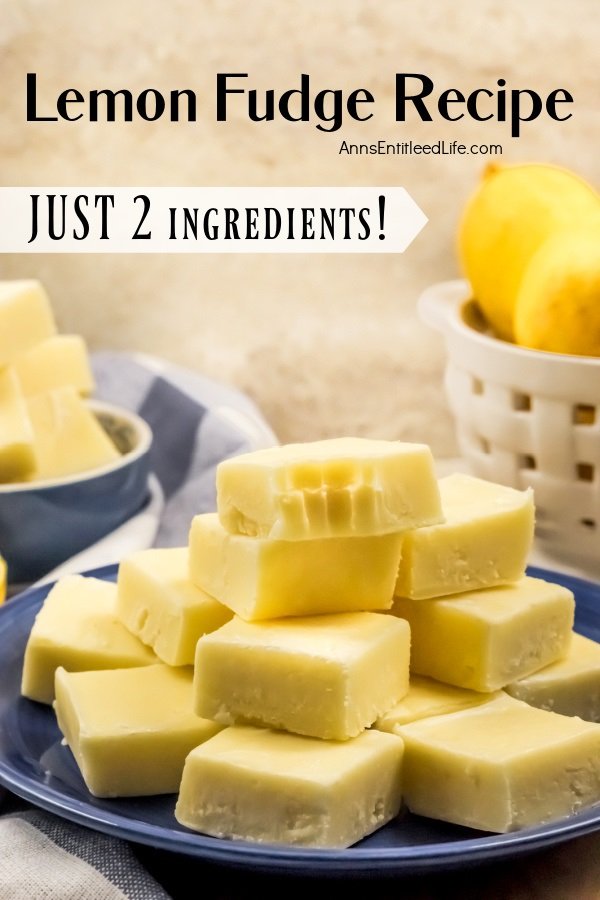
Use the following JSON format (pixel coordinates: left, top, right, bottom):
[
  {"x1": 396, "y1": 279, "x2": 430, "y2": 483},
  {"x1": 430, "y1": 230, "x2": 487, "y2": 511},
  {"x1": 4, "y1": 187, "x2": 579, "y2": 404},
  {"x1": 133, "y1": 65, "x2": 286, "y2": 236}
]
[
  {"x1": 20, "y1": 437, "x2": 600, "y2": 848},
  {"x1": 0, "y1": 280, "x2": 120, "y2": 484}
]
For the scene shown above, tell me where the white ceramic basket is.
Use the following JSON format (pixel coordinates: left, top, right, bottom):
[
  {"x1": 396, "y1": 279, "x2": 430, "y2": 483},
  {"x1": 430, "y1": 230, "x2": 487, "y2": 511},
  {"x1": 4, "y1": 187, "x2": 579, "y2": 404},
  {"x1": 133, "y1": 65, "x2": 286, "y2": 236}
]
[{"x1": 420, "y1": 280, "x2": 600, "y2": 575}]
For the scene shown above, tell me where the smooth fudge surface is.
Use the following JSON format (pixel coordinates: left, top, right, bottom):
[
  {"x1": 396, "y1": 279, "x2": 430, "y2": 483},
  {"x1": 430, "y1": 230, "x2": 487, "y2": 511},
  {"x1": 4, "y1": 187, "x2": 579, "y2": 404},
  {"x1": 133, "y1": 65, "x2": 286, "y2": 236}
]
[
  {"x1": 399, "y1": 694, "x2": 600, "y2": 832},
  {"x1": 175, "y1": 725, "x2": 404, "y2": 848},
  {"x1": 194, "y1": 611, "x2": 410, "y2": 740},
  {"x1": 216, "y1": 437, "x2": 443, "y2": 540},
  {"x1": 391, "y1": 576, "x2": 574, "y2": 692},
  {"x1": 0, "y1": 367, "x2": 36, "y2": 481},
  {"x1": 375, "y1": 675, "x2": 501, "y2": 733},
  {"x1": 13, "y1": 334, "x2": 95, "y2": 397},
  {"x1": 26, "y1": 387, "x2": 119, "y2": 480},
  {"x1": 21, "y1": 575, "x2": 157, "y2": 704},
  {"x1": 188, "y1": 512, "x2": 403, "y2": 620},
  {"x1": 54, "y1": 664, "x2": 222, "y2": 797},
  {"x1": 0, "y1": 280, "x2": 57, "y2": 366},
  {"x1": 506, "y1": 632, "x2": 600, "y2": 721},
  {"x1": 395, "y1": 473, "x2": 534, "y2": 600},
  {"x1": 117, "y1": 547, "x2": 232, "y2": 665}
]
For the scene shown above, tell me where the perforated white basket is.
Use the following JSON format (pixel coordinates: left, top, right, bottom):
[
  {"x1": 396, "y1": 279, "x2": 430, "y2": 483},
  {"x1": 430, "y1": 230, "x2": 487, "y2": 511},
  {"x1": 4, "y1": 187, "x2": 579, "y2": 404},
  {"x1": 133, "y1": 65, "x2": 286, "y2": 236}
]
[{"x1": 420, "y1": 280, "x2": 600, "y2": 575}]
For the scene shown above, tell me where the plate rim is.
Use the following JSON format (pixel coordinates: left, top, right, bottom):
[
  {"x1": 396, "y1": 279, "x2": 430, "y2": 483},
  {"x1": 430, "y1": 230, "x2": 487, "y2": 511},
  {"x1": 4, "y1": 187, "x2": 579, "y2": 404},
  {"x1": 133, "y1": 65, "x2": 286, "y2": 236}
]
[{"x1": 2, "y1": 562, "x2": 600, "y2": 875}]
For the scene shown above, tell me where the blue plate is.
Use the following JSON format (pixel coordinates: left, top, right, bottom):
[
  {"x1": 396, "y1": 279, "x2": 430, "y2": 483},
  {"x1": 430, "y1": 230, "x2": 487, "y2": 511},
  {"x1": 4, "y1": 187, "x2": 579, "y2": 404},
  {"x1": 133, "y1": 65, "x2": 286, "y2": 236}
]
[{"x1": 1, "y1": 564, "x2": 600, "y2": 877}]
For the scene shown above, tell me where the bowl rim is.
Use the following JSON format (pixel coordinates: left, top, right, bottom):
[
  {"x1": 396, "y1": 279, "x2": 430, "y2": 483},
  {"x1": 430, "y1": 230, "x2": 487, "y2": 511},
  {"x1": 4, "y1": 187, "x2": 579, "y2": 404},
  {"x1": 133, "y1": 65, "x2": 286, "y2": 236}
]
[
  {"x1": 0, "y1": 400, "x2": 153, "y2": 494},
  {"x1": 420, "y1": 279, "x2": 600, "y2": 368}
]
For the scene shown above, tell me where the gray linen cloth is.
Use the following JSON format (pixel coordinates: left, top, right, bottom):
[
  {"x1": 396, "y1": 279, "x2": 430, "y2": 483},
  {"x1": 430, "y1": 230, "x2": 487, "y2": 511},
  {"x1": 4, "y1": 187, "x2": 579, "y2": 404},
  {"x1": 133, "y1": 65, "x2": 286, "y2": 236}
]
[{"x1": 0, "y1": 352, "x2": 278, "y2": 899}]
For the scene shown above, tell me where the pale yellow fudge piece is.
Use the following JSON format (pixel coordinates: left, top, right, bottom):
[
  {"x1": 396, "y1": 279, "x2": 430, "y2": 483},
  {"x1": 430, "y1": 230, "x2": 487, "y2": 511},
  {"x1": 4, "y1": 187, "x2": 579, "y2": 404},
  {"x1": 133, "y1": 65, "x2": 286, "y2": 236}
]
[
  {"x1": 117, "y1": 547, "x2": 233, "y2": 666},
  {"x1": 0, "y1": 280, "x2": 57, "y2": 366},
  {"x1": 395, "y1": 474, "x2": 534, "y2": 600},
  {"x1": 506, "y1": 632, "x2": 600, "y2": 721},
  {"x1": 175, "y1": 725, "x2": 403, "y2": 848},
  {"x1": 399, "y1": 693, "x2": 600, "y2": 832},
  {"x1": 391, "y1": 576, "x2": 574, "y2": 692},
  {"x1": 0, "y1": 368, "x2": 36, "y2": 481},
  {"x1": 0, "y1": 553, "x2": 6, "y2": 603},
  {"x1": 188, "y1": 512, "x2": 403, "y2": 620},
  {"x1": 216, "y1": 437, "x2": 443, "y2": 540},
  {"x1": 13, "y1": 335, "x2": 95, "y2": 397},
  {"x1": 26, "y1": 386, "x2": 119, "y2": 481},
  {"x1": 54, "y1": 664, "x2": 222, "y2": 797},
  {"x1": 22, "y1": 575, "x2": 157, "y2": 704},
  {"x1": 375, "y1": 676, "x2": 501, "y2": 733},
  {"x1": 194, "y1": 612, "x2": 411, "y2": 740}
]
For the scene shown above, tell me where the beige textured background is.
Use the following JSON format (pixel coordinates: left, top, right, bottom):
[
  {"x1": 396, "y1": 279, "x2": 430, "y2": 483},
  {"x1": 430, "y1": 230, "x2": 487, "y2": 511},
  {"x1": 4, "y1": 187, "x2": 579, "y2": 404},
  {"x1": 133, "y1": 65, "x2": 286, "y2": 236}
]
[{"x1": 0, "y1": 0, "x2": 598, "y2": 453}]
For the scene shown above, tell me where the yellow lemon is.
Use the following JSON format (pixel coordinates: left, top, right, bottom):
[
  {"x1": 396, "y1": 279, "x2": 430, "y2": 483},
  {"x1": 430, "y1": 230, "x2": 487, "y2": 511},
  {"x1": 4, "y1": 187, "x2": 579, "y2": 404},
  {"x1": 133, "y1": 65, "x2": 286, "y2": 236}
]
[
  {"x1": 514, "y1": 220, "x2": 600, "y2": 356},
  {"x1": 0, "y1": 553, "x2": 6, "y2": 604},
  {"x1": 458, "y1": 163, "x2": 599, "y2": 341}
]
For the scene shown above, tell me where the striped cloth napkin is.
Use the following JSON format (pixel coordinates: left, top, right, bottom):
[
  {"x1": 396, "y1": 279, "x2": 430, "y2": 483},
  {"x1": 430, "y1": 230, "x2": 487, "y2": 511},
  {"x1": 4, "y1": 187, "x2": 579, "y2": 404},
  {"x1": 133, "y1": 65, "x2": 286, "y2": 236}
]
[{"x1": 0, "y1": 352, "x2": 278, "y2": 899}]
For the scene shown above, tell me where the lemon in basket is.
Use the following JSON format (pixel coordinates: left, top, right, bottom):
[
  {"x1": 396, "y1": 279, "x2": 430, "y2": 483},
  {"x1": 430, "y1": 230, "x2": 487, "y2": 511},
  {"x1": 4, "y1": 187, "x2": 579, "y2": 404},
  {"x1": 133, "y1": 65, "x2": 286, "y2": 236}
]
[
  {"x1": 0, "y1": 552, "x2": 6, "y2": 604},
  {"x1": 458, "y1": 163, "x2": 599, "y2": 341},
  {"x1": 514, "y1": 219, "x2": 600, "y2": 356}
]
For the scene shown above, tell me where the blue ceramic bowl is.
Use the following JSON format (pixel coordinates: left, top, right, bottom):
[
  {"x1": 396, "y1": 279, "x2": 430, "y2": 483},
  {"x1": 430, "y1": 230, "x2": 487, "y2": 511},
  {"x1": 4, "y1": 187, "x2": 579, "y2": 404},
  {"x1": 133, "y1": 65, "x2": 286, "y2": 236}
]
[{"x1": 0, "y1": 401, "x2": 152, "y2": 584}]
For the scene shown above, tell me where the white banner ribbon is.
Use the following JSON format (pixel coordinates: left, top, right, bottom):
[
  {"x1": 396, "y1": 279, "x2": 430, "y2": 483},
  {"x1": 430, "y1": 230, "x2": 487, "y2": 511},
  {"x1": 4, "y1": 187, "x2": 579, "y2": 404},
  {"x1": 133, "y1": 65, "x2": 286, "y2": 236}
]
[{"x1": 0, "y1": 186, "x2": 427, "y2": 254}]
